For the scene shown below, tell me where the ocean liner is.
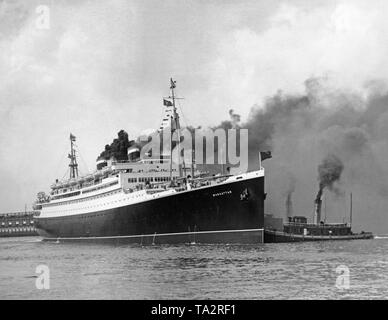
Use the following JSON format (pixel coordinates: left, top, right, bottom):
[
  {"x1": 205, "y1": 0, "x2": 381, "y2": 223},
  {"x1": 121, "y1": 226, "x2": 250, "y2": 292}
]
[{"x1": 34, "y1": 79, "x2": 266, "y2": 244}]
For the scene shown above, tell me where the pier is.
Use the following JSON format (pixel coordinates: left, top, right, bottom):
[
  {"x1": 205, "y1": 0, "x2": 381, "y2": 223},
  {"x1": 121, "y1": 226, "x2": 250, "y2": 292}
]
[{"x1": 0, "y1": 211, "x2": 39, "y2": 237}]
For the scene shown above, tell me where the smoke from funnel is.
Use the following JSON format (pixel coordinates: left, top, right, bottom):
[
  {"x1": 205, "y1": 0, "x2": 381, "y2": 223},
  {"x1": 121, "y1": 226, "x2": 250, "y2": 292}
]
[
  {"x1": 317, "y1": 154, "x2": 344, "y2": 199},
  {"x1": 284, "y1": 174, "x2": 296, "y2": 218},
  {"x1": 286, "y1": 192, "x2": 293, "y2": 219},
  {"x1": 211, "y1": 78, "x2": 388, "y2": 233},
  {"x1": 314, "y1": 154, "x2": 344, "y2": 224},
  {"x1": 229, "y1": 109, "x2": 241, "y2": 129}
]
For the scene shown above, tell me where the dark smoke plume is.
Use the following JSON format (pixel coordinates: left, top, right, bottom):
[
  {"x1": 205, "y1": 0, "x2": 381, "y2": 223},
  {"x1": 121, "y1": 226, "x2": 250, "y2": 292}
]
[
  {"x1": 232, "y1": 77, "x2": 388, "y2": 233},
  {"x1": 285, "y1": 174, "x2": 296, "y2": 218},
  {"x1": 97, "y1": 129, "x2": 134, "y2": 161},
  {"x1": 316, "y1": 154, "x2": 344, "y2": 200}
]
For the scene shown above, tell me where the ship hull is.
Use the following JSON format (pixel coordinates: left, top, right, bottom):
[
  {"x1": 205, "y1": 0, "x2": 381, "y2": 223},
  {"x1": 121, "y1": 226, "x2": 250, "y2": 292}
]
[
  {"x1": 264, "y1": 229, "x2": 374, "y2": 243},
  {"x1": 35, "y1": 174, "x2": 265, "y2": 244}
]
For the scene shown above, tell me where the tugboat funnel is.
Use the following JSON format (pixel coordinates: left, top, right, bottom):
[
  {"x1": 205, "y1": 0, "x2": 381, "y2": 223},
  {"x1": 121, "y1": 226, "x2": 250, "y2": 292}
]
[
  {"x1": 314, "y1": 189, "x2": 323, "y2": 225},
  {"x1": 286, "y1": 193, "x2": 293, "y2": 218}
]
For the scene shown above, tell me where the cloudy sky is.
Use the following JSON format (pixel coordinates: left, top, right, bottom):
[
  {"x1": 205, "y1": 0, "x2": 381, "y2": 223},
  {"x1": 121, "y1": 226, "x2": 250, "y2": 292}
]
[{"x1": 1, "y1": 0, "x2": 388, "y2": 211}]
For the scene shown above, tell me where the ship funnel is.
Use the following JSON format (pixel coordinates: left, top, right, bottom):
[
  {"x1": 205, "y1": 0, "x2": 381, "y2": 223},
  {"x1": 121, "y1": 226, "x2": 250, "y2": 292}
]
[
  {"x1": 314, "y1": 188, "x2": 323, "y2": 225},
  {"x1": 286, "y1": 192, "x2": 293, "y2": 218}
]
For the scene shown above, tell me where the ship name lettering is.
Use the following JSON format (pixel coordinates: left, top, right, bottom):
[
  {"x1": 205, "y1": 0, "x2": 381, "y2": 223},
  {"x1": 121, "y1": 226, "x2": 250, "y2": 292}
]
[{"x1": 212, "y1": 190, "x2": 232, "y2": 197}]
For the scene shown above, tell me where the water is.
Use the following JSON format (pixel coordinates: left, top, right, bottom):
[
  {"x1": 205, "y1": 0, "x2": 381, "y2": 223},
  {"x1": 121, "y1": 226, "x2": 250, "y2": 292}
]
[{"x1": 1, "y1": 236, "x2": 388, "y2": 299}]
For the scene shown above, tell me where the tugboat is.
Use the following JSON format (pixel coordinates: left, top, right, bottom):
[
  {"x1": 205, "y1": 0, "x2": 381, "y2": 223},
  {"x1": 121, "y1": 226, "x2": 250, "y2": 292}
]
[
  {"x1": 264, "y1": 192, "x2": 373, "y2": 242},
  {"x1": 34, "y1": 79, "x2": 267, "y2": 244}
]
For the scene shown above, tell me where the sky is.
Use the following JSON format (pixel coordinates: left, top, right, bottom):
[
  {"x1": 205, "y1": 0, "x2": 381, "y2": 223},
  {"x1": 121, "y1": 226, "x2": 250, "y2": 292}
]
[{"x1": 1, "y1": 0, "x2": 388, "y2": 217}]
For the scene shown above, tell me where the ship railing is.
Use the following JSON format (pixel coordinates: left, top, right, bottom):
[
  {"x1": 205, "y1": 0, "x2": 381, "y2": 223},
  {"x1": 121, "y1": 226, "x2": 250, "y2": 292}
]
[
  {"x1": 112, "y1": 158, "x2": 170, "y2": 165},
  {"x1": 112, "y1": 160, "x2": 134, "y2": 164},
  {"x1": 146, "y1": 188, "x2": 172, "y2": 194},
  {"x1": 0, "y1": 211, "x2": 39, "y2": 218},
  {"x1": 122, "y1": 173, "x2": 233, "y2": 195},
  {"x1": 175, "y1": 173, "x2": 232, "y2": 184},
  {"x1": 158, "y1": 174, "x2": 233, "y2": 191},
  {"x1": 50, "y1": 168, "x2": 117, "y2": 189},
  {"x1": 190, "y1": 174, "x2": 232, "y2": 187}
]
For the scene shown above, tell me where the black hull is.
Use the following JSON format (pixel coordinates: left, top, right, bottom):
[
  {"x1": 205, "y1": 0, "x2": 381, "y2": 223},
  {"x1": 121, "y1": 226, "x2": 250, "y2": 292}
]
[
  {"x1": 264, "y1": 229, "x2": 374, "y2": 243},
  {"x1": 35, "y1": 175, "x2": 265, "y2": 244}
]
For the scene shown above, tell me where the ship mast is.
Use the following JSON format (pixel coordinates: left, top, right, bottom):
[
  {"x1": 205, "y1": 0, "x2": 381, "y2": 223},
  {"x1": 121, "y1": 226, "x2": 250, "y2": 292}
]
[
  {"x1": 169, "y1": 78, "x2": 186, "y2": 181},
  {"x1": 68, "y1": 133, "x2": 79, "y2": 179},
  {"x1": 350, "y1": 192, "x2": 353, "y2": 227}
]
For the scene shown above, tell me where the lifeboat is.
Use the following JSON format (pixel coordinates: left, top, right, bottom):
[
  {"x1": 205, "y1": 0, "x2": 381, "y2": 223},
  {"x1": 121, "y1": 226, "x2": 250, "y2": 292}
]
[
  {"x1": 62, "y1": 181, "x2": 70, "y2": 188},
  {"x1": 78, "y1": 177, "x2": 86, "y2": 183},
  {"x1": 51, "y1": 183, "x2": 61, "y2": 189},
  {"x1": 94, "y1": 172, "x2": 103, "y2": 179}
]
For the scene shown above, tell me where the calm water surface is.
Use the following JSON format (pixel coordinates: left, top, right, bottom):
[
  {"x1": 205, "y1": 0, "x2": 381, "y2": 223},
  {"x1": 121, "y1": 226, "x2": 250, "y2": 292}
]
[{"x1": 1, "y1": 236, "x2": 388, "y2": 299}]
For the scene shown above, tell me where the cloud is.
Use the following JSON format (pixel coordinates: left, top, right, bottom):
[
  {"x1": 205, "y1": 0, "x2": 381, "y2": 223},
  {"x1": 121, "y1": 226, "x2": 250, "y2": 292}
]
[{"x1": 207, "y1": 0, "x2": 388, "y2": 121}]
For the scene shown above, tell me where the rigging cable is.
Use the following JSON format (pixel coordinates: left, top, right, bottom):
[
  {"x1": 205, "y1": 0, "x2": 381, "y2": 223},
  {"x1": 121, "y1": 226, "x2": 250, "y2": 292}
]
[
  {"x1": 176, "y1": 90, "x2": 190, "y2": 129},
  {"x1": 73, "y1": 142, "x2": 90, "y2": 176},
  {"x1": 53, "y1": 141, "x2": 70, "y2": 182}
]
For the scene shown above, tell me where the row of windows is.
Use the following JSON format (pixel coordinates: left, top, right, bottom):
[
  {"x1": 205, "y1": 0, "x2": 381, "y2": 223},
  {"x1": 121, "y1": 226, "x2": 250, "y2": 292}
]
[
  {"x1": 0, "y1": 212, "x2": 35, "y2": 218},
  {"x1": 122, "y1": 167, "x2": 176, "y2": 174},
  {"x1": 47, "y1": 192, "x2": 148, "y2": 214},
  {"x1": 0, "y1": 227, "x2": 35, "y2": 233},
  {"x1": 1, "y1": 220, "x2": 34, "y2": 226},
  {"x1": 52, "y1": 180, "x2": 118, "y2": 197},
  {"x1": 45, "y1": 189, "x2": 121, "y2": 208},
  {"x1": 82, "y1": 181, "x2": 119, "y2": 194},
  {"x1": 129, "y1": 176, "x2": 171, "y2": 183},
  {"x1": 51, "y1": 191, "x2": 81, "y2": 200},
  {"x1": 155, "y1": 177, "x2": 170, "y2": 182},
  {"x1": 79, "y1": 212, "x2": 107, "y2": 219}
]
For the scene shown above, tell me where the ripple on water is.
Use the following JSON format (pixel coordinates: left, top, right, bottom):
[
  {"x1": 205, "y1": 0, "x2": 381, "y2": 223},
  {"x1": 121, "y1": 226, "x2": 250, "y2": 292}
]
[{"x1": 0, "y1": 237, "x2": 388, "y2": 299}]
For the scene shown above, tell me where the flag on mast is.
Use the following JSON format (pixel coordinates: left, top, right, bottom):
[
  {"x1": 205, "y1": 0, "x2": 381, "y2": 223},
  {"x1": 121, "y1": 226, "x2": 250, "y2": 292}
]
[
  {"x1": 70, "y1": 133, "x2": 76, "y2": 141},
  {"x1": 260, "y1": 151, "x2": 272, "y2": 161},
  {"x1": 163, "y1": 99, "x2": 173, "y2": 106}
]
